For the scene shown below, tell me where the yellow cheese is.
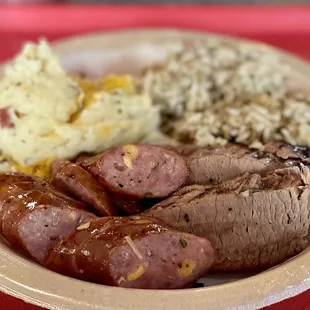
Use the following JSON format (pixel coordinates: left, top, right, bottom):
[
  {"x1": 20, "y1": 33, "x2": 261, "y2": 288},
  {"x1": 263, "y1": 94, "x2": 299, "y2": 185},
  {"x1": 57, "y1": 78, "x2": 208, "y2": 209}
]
[
  {"x1": 176, "y1": 259, "x2": 196, "y2": 277},
  {"x1": 77, "y1": 75, "x2": 135, "y2": 95},
  {"x1": 70, "y1": 75, "x2": 135, "y2": 123},
  {"x1": 12, "y1": 157, "x2": 55, "y2": 179},
  {"x1": 126, "y1": 265, "x2": 145, "y2": 281},
  {"x1": 102, "y1": 75, "x2": 135, "y2": 94}
]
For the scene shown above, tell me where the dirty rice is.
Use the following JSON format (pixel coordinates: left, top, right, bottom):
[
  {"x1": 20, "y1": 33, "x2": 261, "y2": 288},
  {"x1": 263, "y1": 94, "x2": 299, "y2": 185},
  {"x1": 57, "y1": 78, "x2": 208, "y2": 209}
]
[{"x1": 142, "y1": 37, "x2": 310, "y2": 149}]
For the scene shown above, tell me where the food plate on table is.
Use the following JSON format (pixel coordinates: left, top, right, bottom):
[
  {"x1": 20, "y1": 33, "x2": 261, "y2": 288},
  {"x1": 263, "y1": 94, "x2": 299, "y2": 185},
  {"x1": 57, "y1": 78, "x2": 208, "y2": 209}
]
[{"x1": 0, "y1": 29, "x2": 310, "y2": 310}]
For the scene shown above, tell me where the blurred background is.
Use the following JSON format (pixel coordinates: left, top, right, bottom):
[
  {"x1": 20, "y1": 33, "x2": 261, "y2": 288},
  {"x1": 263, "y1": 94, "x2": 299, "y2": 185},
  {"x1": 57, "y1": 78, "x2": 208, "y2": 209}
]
[
  {"x1": 0, "y1": 0, "x2": 310, "y2": 59},
  {"x1": 67, "y1": 0, "x2": 308, "y2": 2},
  {"x1": 1, "y1": 0, "x2": 310, "y2": 3}
]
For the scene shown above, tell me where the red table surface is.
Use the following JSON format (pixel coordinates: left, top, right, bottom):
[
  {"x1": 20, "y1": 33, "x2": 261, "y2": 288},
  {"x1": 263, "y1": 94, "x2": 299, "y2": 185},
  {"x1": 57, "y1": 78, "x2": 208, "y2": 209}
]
[{"x1": 0, "y1": 4, "x2": 310, "y2": 310}]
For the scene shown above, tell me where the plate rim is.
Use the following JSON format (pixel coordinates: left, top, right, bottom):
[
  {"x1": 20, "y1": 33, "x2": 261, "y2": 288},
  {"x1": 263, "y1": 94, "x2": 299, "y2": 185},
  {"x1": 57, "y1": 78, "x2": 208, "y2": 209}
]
[{"x1": 1, "y1": 28, "x2": 310, "y2": 310}]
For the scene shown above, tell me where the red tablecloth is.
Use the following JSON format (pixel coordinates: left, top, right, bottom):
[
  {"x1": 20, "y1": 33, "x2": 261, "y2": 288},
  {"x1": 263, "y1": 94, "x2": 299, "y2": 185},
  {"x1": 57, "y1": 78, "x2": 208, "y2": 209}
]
[
  {"x1": 0, "y1": 5, "x2": 310, "y2": 310},
  {"x1": 1, "y1": 5, "x2": 310, "y2": 62}
]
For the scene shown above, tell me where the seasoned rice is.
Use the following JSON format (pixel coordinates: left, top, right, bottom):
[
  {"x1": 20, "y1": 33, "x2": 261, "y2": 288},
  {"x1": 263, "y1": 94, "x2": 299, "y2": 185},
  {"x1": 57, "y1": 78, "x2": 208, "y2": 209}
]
[{"x1": 142, "y1": 37, "x2": 310, "y2": 148}]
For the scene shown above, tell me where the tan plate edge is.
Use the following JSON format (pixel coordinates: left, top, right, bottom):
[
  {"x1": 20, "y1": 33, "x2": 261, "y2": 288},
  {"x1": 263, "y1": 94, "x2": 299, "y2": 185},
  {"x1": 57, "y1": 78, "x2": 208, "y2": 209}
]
[
  {"x1": 1, "y1": 245, "x2": 310, "y2": 310},
  {"x1": 0, "y1": 29, "x2": 310, "y2": 310}
]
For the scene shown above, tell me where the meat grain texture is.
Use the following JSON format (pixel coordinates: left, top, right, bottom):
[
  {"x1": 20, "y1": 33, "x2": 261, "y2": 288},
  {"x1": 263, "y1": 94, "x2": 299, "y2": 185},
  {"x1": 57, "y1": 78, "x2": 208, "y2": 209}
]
[
  {"x1": 183, "y1": 142, "x2": 308, "y2": 186},
  {"x1": 143, "y1": 166, "x2": 310, "y2": 271}
]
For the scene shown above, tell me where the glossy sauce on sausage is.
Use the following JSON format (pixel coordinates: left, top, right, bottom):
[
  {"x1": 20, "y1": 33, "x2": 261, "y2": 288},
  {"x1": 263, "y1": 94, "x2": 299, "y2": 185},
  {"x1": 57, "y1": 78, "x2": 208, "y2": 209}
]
[
  {"x1": 45, "y1": 216, "x2": 215, "y2": 289},
  {"x1": 52, "y1": 160, "x2": 117, "y2": 217},
  {"x1": 0, "y1": 172, "x2": 96, "y2": 263}
]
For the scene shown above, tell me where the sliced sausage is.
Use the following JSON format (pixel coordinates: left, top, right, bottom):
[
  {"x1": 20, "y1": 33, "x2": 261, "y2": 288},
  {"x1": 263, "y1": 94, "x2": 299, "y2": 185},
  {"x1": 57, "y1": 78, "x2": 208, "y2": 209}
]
[
  {"x1": 0, "y1": 173, "x2": 88, "y2": 209},
  {"x1": 0, "y1": 172, "x2": 88, "y2": 208},
  {"x1": 81, "y1": 144, "x2": 189, "y2": 199},
  {"x1": 0, "y1": 173, "x2": 96, "y2": 264},
  {"x1": 45, "y1": 216, "x2": 215, "y2": 289},
  {"x1": 52, "y1": 160, "x2": 117, "y2": 217}
]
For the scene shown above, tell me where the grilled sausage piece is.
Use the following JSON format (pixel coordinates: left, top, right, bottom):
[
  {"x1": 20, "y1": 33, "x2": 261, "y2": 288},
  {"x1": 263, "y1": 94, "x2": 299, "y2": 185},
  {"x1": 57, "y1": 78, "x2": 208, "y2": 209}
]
[
  {"x1": 45, "y1": 216, "x2": 215, "y2": 289},
  {"x1": 0, "y1": 172, "x2": 87, "y2": 206},
  {"x1": 0, "y1": 172, "x2": 96, "y2": 264},
  {"x1": 81, "y1": 144, "x2": 189, "y2": 199},
  {"x1": 52, "y1": 160, "x2": 117, "y2": 217}
]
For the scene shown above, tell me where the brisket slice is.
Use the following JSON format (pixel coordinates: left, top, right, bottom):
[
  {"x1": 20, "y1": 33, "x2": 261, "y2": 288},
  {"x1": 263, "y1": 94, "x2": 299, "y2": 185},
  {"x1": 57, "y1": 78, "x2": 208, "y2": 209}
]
[
  {"x1": 182, "y1": 142, "x2": 309, "y2": 186},
  {"x1": 142, "y1": 166, "x2": 310, "y2": 271}
]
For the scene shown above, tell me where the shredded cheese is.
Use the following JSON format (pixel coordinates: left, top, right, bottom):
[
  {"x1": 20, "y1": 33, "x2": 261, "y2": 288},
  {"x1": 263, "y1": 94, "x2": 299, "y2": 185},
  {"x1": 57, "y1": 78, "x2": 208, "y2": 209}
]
[
  {"x1": 11, "y1": 157, "x2": 55, "y2": 178},
  {"x1": 122, "y1": 145, "x2": 139, "y2": 169},
  {"x1": 176, "y1": 259, "x2": 196, "y2": 277},
  {"x1": 124, "y1": 235, "x2": 142, "y2": 259},
  {"x1": 126, "y1": 265, "x2": 145, "y2": 281},
  {"x1": 77, "y1": 222, "x2": 91, "y2": 230}
]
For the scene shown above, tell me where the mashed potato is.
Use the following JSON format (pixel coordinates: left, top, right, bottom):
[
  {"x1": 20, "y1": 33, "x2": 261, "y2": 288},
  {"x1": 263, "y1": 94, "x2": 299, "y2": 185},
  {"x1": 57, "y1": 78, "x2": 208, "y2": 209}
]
[{"x1": 0, "y1": 40, "x2": 159, "y2": 176}]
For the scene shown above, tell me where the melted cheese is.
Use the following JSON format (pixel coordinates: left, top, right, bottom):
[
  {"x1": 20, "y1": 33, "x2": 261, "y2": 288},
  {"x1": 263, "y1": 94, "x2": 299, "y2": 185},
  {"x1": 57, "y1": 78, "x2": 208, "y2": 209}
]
[{"x1": 11, "y1": 157, "x2": 55, "y2": 178}]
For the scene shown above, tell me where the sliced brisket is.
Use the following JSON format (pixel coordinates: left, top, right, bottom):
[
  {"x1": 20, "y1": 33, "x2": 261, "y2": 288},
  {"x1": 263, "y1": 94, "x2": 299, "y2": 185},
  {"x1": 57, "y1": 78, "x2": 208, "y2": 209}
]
[
  {"x1": 143, "y1": 166, "x2": 310, "y2": 271},
  {"x1": 181, "y1": 142, "x2": 309, "y2": 186}
]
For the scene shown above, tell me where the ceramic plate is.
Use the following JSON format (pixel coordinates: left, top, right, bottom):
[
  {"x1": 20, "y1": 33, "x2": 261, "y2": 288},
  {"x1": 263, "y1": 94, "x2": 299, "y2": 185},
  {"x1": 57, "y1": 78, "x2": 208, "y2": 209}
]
[{"x1": 1, "y1": 29, "x2": 310, "y2": 310}]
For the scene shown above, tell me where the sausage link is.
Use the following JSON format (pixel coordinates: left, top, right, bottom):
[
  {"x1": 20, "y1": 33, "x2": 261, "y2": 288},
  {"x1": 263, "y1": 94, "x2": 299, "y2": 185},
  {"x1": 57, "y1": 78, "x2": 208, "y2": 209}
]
[
  {"x1": 52, "y1": 160, "x2": 117, "y2": 217},
  {"x1": 45, "y1": 216, "x2": 215, "y2": 289},
  {"x1": 81, "y1": 144, "x2": 189, "y2": 199},
  {"x1": 0, "y1": 172, "x2": 96, "y2": 264}
]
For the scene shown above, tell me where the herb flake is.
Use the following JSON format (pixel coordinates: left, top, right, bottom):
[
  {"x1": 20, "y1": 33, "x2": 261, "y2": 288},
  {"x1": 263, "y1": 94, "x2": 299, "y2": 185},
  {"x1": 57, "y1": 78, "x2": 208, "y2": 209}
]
[{"x1": 179, "y1": 238, "x2": 188, "y2": 248}]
